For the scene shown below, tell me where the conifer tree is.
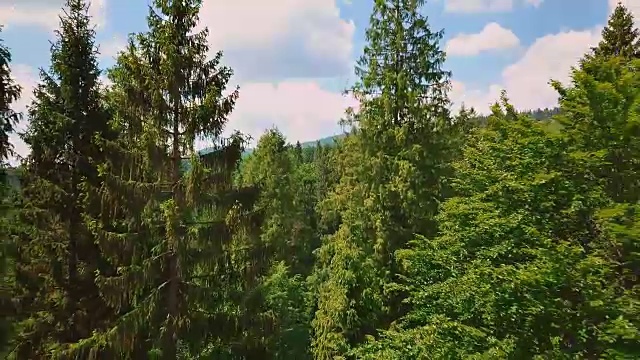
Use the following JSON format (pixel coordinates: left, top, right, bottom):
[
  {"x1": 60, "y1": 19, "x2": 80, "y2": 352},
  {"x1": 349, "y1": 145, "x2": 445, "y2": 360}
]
[
  {"x1": 0, "y1": 24, "x2": 21, "y2": 356},
  {"x1": 240, "y1": 130, "x2": 299, "y2": 267},
  {"x1": 10, "y1": 0, "x2": 116, "y2": 357},
  {"x1": 591, "y1": 2, "x2": 640, "y2": 59},
  {"x1": 567, "y1": 3, "x2": 640, "y2": 204},
  {"x1": 0, "y1": 26, "x2": 20, "y2": 163},
  {"x1": 311, "y1": 0, "x2": 452, "y2": 357},
  {"x1": 73, "y1": 1, "x2": 258, "y2": 358},
  {"x1": 293, "y1": 140, "x2": 303, "y2": 165}
]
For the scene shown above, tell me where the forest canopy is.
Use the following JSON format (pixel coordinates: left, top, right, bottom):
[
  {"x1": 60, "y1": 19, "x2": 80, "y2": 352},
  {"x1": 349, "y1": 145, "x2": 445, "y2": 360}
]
[{"x1": 0, "y1": 1, "x2": 639, "y2": 359}]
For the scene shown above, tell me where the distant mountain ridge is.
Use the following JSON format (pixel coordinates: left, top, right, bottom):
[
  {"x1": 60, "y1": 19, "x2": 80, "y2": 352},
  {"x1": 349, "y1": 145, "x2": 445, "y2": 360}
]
[{"x1": 198, "y1": 133, "x2": 347, "y2": 157}]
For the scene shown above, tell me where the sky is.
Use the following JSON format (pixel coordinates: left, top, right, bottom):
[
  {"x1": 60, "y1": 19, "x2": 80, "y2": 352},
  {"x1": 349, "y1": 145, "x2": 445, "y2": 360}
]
[{"x1": 0, "y1": 0, "x2": 635, "y2": 159}]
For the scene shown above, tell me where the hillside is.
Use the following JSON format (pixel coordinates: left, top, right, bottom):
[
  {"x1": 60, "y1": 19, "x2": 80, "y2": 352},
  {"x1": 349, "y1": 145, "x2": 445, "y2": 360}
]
[{"x1": 199, "y1": 132, "x2": 348, "y2": 157}]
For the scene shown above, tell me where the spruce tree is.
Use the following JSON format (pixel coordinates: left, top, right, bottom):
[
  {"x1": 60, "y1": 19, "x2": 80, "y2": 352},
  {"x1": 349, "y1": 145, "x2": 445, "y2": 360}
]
[
  {"x1": 592, "y1": 2, "x2": 640, "y2": 59},
  {"x1": 73, "y1": 1, "x2": 257, "y2": 358},
  {"x1": 0, "y1": 24, "x2": 21, "y2": 356},
  {"x1": 311, "y1": 0, "x2": 452, "y2": 357},
  {"x1": 10, "y1": 0, "x2": 116, "y2": 357}
]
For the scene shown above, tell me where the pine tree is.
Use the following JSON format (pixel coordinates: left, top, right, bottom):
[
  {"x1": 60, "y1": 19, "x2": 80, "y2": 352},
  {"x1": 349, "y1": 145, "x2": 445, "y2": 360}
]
[
  {"x1": 10, "y1": 0, "x2": 117, "y2": 357},
  {"x1": 591, "y1": 2, "x2": 640, "y2": 59},
  {"x1": 311, "y1": 0, "x2": 453, "y2": 357},
  {"x1": 72, "y1": 1, "x2": 258, "y2": 358},
  {"x1": 0, "y1": 24, "x2": 21, "y2": 356}
]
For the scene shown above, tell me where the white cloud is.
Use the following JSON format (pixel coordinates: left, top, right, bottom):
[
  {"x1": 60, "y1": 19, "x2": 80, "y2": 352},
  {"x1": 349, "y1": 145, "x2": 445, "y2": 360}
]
[
  {"x1": 443, "y1": 0, "x2": 543, "y2": 13},
  {"x1": 499, "y1": 28, "x2": 601, "y2": 110},
  {"x1": 0, "y1": 0, "x2": 107, "y2": 31},
  {"x1": 199, "y1": 0, "x2": 354, "y2": 81},
  {"x1": 451, "y1": 27, "x2": 602, "y2": 114},
  {"x1": 220, "y1": 80, "x2": 357, "y2": 147},
  {"x1": 450, "y1": 0, "x2": 640, "y2": 114},
  {"x1": 446, "y1": 22, "x2": 519, "y2": 56},
  {"x1": 525, "y1": 0, "x2": 543, "y2": 7},
  {"x1": 450, "y1": 80, "x2": 501, "y2": 113},
  {"x1": 98, "y1": 35, "x2": 127, "y2": 62},
  {"x1": 10, "y1": 71, "x2": 357, "y2": 159},
  {"x1": 444, "y1": 0, "x2": 513, "y2": 13}
]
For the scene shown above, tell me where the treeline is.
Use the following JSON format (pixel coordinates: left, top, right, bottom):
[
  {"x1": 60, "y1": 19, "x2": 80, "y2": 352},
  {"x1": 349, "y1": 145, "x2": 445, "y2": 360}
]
[{"x1": 0, "y1": 0, "x2": 639, "y2": 359}]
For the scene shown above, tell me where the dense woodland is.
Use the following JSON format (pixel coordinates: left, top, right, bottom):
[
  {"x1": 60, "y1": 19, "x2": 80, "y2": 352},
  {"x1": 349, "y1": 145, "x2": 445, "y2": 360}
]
[{"x1": 0, "y1": 0, "x2": 639, "y2": 359}]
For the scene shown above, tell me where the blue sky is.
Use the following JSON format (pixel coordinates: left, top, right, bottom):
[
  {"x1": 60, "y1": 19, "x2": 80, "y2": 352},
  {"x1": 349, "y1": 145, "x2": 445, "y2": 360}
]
[{"x1": 0, "y1": 0, "x2": 629, "y2": 157}]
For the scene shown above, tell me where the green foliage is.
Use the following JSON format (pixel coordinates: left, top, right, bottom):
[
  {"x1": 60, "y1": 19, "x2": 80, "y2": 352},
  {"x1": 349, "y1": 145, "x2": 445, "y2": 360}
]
[
  {"x1": 0, "y1": 24, "x2": 21, "y2": 357},
  {"x1": 3, "y1": 1, "x2": 640, "y2": 359},
  {"x1": 311, "y1": 0, "x2": 456, "y2": 357},
  {"x1": 0, "y1": 25, "x2": 21, "y2": 163},
  {"x1": 554, "y1": 56, "x2": 640, "y2": 203},
  {"x1": 233, "y1": 129, "x2": 318, "y2": 358},
  {"x1": 10, "y1": 1, "x2": 116, "y2": 357},
  {"x1": 356, "y1": 94, "x2": 639, "y2": 359},
  {"x1": 65, "y1": 1, "x2": 260, "y2": 358},
  {"x1": 591, "y1": 2, "x2": 640, "y2": 59}
]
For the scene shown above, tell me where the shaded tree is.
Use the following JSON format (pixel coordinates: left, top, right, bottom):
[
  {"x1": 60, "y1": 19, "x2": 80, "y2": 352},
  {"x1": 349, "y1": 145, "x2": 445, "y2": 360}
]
[
  {"x1": 0, "y1": 24, "x2": 21, "y2": 357},
  {"x1": 10, "y1": 1, "x2": 117, "y2": 357}
]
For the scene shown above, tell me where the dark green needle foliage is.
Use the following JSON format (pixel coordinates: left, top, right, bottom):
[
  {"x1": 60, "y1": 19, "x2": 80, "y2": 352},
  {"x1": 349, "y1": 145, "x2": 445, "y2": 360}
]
[
  {"x1": 235, "y1": 129, "x2": 317, "y2": 359},
  {"x1": 67, "y1": 1, "x2": 258, "y2": 358},
  {"x1": 311, "y1": 0, "x2": 455, "y2": 358},
  {"x1": 2, "y1": 1, "x2": 639, "y2": 359},
  {"x1": 591, "y1": 2, "x2": 640, "y2": 59},
  {"x1": 0, "y1": 25, "x2": 21, "y2": 163},
  {"x1": 0, "y1": 24, "x2": 21, "y2": 357},
  {"x1": 9, "y1": 0, "x2": 116, "y2": 358}
]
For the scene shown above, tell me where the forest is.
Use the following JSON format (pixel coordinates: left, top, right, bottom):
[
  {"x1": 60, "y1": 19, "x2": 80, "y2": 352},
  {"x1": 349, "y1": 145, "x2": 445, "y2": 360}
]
[{"x1": 0, "y1": 0, "x2": 639, "y2": 359}]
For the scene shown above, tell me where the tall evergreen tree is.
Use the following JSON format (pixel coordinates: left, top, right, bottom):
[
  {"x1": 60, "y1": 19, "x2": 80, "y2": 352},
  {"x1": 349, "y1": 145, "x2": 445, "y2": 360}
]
[
  {"x1": 0, "y1": 24, "x2": 21, "y2": 356},
  {"x1": 568, "y1": 3, "x2": 640, "y2": 204},
  {"x1": 311, "y1": 0, "x2": 453, "y2": 357},
  {"x1": 591, "y1": 2, "x2": 640, "y2": 59},
  {"x1": 10, "y1": 0, "x2": 116, "y2": 357},
  {"x1": 72, "y1": 1, "x2": 257, "y2": 358},
  {"x1": 0, "y1": 26, "x2": 20, "y2": 163}
]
